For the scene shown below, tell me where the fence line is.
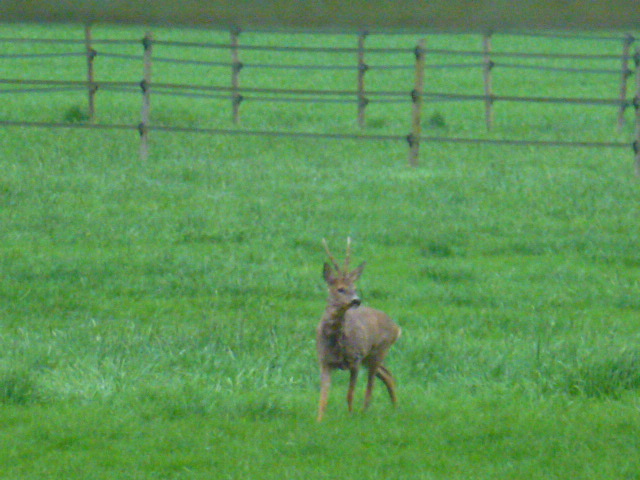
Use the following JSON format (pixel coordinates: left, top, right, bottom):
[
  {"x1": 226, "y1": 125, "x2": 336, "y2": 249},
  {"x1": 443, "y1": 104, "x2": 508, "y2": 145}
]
[
  {"x1": 0, "y1": 28, "x2": 639, "y2": 169},
  {"x1": 0, "y1": 52, "x2": 85, "y2": 59},
  {"x1": 0, "y1": 86, "x2": 85, "y2": 95},
  {"x1": 496, "y1": 63, "x2": 621, "y2": 74},
  {"x1": 0, "y1": 119, "x2": 630, "y2": 150},
  {"x1": 514, "y1": 32, "x2": 633, "y2": 42},
  {"x1": 0, "y1": 34, "x2": 633, "y2": 60},
  {"x1": 0, "y1": 52, "x2": 629, "y2": 75},
  {"x1": 0, "y1": 29, "x2": 608, "y2": 42},
  {"x1": 0, "y1": 37, "x2": 634, "y2": 67},
  {"x1": 0, "y1": 37, "x2": 140, "y2": 45},
  {"x1": 2, "y1": 77, "x2": 631, "y2": 107},
  {"x1": 424, "y1": 48, "x2": 628, "y2": 61}
]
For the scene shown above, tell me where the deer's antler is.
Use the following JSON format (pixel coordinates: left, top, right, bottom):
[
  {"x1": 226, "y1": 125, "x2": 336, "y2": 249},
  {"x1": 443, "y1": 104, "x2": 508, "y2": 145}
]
[
  {"x1": 344, "y1": 237, "x2": 352, "y2": 271},
  {"x1": 322, "y1": 238, "x2": 341, "y2": 271}
]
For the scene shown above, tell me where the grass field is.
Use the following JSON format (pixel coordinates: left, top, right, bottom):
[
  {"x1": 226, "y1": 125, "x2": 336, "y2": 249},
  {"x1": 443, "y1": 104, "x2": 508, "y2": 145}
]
[{"x1": 2, "y1": 24, "x2": 640, "y2": 479}]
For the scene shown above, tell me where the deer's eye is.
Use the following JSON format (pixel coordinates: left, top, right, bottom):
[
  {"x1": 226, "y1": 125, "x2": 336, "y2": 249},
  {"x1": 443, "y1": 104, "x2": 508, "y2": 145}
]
[{"x1": 337, "y1": 288, "x2": 346, "y2": 294}]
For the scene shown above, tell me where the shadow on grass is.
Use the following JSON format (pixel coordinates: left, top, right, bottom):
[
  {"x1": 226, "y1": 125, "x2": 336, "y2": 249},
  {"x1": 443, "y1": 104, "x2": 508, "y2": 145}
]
[{"x1": 0, "y1": 367, "x2": 42, "y2": 406}]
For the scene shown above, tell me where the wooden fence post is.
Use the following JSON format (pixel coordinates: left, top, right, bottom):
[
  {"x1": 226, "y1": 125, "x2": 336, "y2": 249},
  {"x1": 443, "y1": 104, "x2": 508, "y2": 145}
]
[
  {"x1": 634, "y1": 47, "x2": 640, "y2": 176},
  {"x1": 408, "y1": 39, "x2": 426, "y2": 167},
  {"x1": 618, "y1": 34, "x2": 634, "y2": 132},
  {"x1": 357, "y1": 31, "x2": 369, "y2": 128},
  {"x1": 482, "y1": 33, "x2": 494, "y2": 131},
  {"x1": 84, "y1": 24, "x2": 97, "y2": 122},
  {"x1": 230, "y1": 28, "x2": 243, "y2": 124},
  {"x1": 139, "y1": 32, "x2": 153, "y2": 160}
]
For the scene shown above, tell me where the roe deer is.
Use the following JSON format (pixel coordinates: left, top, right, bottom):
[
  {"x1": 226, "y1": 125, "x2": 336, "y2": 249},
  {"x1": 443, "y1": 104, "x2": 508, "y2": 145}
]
[{"x1": 316, "y1": 238, "x2": 401, "y2": 422}]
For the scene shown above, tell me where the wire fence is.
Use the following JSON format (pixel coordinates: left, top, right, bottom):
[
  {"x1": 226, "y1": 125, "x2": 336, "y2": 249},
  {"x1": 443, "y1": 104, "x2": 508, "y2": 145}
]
[{"x1": 0, "y1": 27, "x2": 639, "y2": 170}]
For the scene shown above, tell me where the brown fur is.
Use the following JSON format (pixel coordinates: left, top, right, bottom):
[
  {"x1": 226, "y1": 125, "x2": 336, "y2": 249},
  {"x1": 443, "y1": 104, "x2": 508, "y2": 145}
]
[{"x1": 316, "y1": 239, "x2": 401, "y2": 422}]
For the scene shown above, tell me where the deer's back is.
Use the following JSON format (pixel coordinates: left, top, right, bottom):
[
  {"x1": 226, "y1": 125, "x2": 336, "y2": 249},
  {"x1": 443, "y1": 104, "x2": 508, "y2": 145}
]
[
  {"x1": 345, "y1": 306, "x2": 400, "y2": 355},
  {"x1": 317, "y1": 306, "x2": 400, "y2": 369}
]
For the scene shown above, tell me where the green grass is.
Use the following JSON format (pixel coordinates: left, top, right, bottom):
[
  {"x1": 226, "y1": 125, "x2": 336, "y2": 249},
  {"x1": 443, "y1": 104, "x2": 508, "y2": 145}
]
[{"x1": 2, "y1": 24, "x2": 640, "y2": 479}]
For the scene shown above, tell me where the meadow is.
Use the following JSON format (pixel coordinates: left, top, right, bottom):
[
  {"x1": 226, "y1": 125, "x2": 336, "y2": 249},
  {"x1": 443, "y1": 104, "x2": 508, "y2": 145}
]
[{"x1": 1, "y1": 24, "x2": 640, "y2": 479}]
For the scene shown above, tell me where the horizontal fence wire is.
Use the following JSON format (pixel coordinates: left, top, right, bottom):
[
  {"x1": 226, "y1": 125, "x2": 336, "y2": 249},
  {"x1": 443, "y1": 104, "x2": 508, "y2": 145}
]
[
  {"x1": 154, "y1": 57, "x2": 230, "y2": 67},
  {"x1": 0, "y1": 30, "x2": 630, "y2": 43},
  {"x1": 422, "y1": 91, "x2": 629, "y2": 106},
  {"x1": 0, "y1": 78, "x2": 140, "y2": 89},
  {"x1": 241, "y1": 62, "x2": 358, "y2": 70},
  {"x1": 102, "y1": 86, "x2": 141, "y2": 94},
  {"x1": 152, "y1": 39, "x2": 414, "y2": 54},
  {"x1": 98, "y1": 53, "x2": 144, "y2": 61},
  {"x1": 152, "y1": 40, "x2": 631, "y2": 62},
  {"x1": 424, "y1": 48, "x2": 626, "y2": 61},
  {"x1": 0, "y1": 120, "x2": 139, "y2": 131},
  {"x1": 100, "y1": 53, "x2": 230, "y2": 68},
  {"x1": 0, "y1": 78, "x2": 629, "y2": 107},
  {"x1": 243, "y1": 95, "x2": 358, "y2": 104},
  {"x1": 496, "y1": 62, "x2": 623, "y2": 75},
  {"x1": 151, "y1": 89, "x2": 232, "y2": 100},
  {"x1": 152, "y1": 89, "x2": 363, "y2": 104},
  {"x1": 424, "y1": 62, "x2": 484, "y2": 70},
  {"x1": 372, "y1": 62, "x2": 484, "y2": 70},
  {"x1": 418, "y1": 135, "x2": 630, "y2": 149},
  {"x1": 0, "y1": 86, "x2": 86, "y2": 95},
  {"x1": 0, "y1": 52, "x2": 86, "y2": 59},
  {"x1": 0, "y1": 36, "x2": 630, "y2": 60},
  {"x1": 0, "y1": 37, "x2": 89, "y2": 44},
  {"x1": 0, "y1": 119, "x2": 630, "y2": 150},
  {"x1": 0, "y1": 78, "x2": 403, "y2": 99},
  {"x1": 514, "y1": 32, "x2": 632, "y2": 42},
  {"x1": 0, "y1": 51, "x2": 625, "y2": 77},
  {"x1": 0, "y1": 37, "x2": 141, "y2": 45}
]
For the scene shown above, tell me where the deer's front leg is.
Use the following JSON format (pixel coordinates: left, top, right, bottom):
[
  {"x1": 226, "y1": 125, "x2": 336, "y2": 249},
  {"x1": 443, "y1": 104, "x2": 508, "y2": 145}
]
[
  {"x1": 347, "y1": 364, "x2": 360, "y2": 413},
  {"x1": 317, "y1": 366, "x2": 331, "y2": 422}
]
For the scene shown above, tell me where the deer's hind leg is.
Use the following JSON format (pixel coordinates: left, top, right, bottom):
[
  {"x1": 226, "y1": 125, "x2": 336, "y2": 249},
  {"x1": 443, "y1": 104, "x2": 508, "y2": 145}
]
[
  {"x1": 363, "y1": 365, "x2": 378, "y2": 410},
  {"x1": 375, "y1": 364, "x2": 397, "y2": 406}
]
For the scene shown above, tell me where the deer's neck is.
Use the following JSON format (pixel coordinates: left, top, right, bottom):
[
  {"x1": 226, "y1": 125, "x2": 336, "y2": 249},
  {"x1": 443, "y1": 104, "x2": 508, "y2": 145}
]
[{"x1": 321, "y1": 304, "x2": 350, "y2": 332}]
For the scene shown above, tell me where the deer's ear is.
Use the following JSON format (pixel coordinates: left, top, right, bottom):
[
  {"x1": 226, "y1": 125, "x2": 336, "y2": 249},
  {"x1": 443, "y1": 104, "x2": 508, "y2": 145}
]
[
  {"x1": 323, "y1": 262, "x2": 336, "y2": 284},
  {"x1": 349, "y1": 262, "x2": 366, "y2": 282}
]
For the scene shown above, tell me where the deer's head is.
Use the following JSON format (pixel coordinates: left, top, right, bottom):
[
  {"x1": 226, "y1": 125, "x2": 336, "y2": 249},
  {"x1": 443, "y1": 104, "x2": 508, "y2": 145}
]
[{"x1": 322, "y1": 238, "x2": 366, "y2": 311}]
